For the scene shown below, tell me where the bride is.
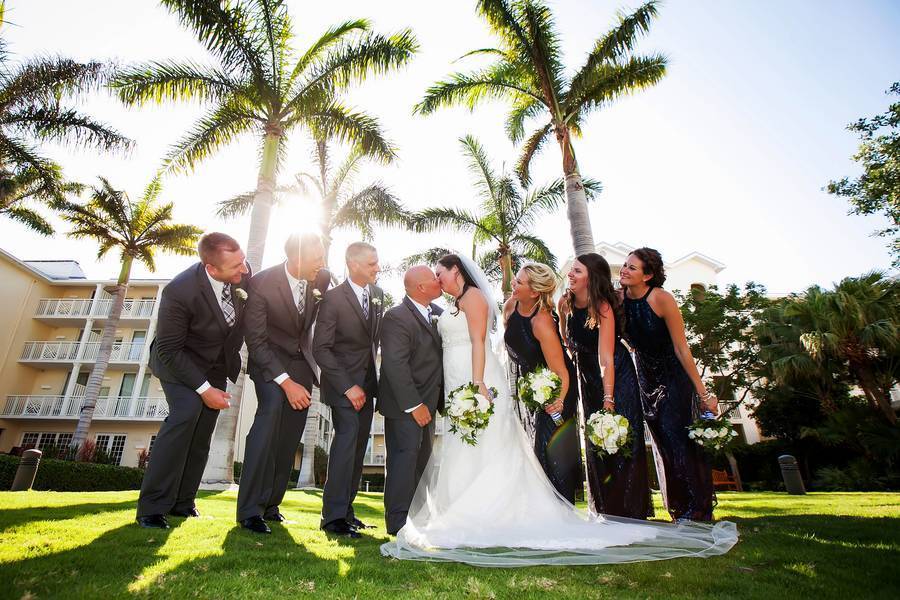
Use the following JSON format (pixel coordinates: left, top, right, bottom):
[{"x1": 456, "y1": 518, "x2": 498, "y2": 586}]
[{"x1": 380, "y1": 253, "x2": 738, "y2": 567}]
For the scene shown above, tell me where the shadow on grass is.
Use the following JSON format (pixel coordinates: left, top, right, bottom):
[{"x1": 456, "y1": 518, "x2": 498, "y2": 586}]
[{"x1": 0, "y1": 498, "x2": 138, "y2": 533}]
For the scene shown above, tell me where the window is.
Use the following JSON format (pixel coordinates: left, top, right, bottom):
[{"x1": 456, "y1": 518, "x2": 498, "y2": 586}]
[
  {"x1": 95, "y1": 433, "x2": 127, "y2": 465},
  {"x1": 21, "y1": 431, "x2": 72, "y2": 451},
  {"x1": 21, "y1": 432, "x2": 39, "y2": 448},
  {"x1": 148, "y1": 435, "x2": 157, "y2": 457}
]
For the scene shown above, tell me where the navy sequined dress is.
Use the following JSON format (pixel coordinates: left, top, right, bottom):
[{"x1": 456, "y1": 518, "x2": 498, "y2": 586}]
[
  {"x1": 504, "y1": 303, "x2": 581, "y2": 504},
  {"x1": 566, "y1": 305, "x2": 652, "y2": 519},
  {"x1": 624, "y1": 287, "x2": 714, "y2": 521}
]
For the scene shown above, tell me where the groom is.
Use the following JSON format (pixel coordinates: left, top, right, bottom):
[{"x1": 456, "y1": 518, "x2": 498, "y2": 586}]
[{"x1": 378, "y1": 265, "x2": 444, "y2": 535}]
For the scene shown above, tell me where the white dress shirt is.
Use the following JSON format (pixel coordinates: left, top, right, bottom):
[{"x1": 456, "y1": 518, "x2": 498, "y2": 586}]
[
  {"x1": 347, "y1": 278, "x2": 368, "y2": 311},
  {"x1": 196, "y1": 268, "x2": 230, "y2": 395},
  {"x1": 274, "y1": 263, "x2": 307, "y2": 386}
]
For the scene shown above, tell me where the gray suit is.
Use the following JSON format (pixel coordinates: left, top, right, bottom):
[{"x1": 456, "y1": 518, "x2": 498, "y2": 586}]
[
  {"x1": 378, "y1": 296, "x2": 443, "y2": 534},
  {"x1": 312, "y1": 279, "x2": 383, "y2": 526}
]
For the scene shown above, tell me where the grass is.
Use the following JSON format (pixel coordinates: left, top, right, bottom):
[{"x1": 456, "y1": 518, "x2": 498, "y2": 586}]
[{"x1": 0, "y1": 490, "x2": 898, "y2": 599}]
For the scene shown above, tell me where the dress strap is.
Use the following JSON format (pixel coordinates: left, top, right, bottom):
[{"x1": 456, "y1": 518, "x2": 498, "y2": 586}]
[{"x1": 640, "y1": 286, "x2": 654, "y2": 301}]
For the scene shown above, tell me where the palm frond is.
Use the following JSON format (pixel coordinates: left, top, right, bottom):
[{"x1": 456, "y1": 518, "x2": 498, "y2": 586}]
[
  {"x1": 303, "y1": 102, "x2": 395, "y2": 164},
  {"x1": 514, "y1": 122, "x2": 551, "y2": 187},
  {"x1": 2, "y1": 204, "x2": 53, "y2": 235},
  {"x1": 400, "y1": 246, "x2": 455, "y2": 270},
  {"x1": 414, "y1": 62, "x2": 543, "y2": 115},
  {"x1": 2, "y1": 106, "x2": 131, "y2": 153},
  {"x1": 459, "y1": 135, "x2": 498, "y2": 203},
  {"x1": 289, "y1": 19, "x2": 371, "y2": 84},
  {"x1": 111, "y1": 61, "x2": 240, "y2": 106},
  {"x1": 162, "y1": 102, "x2": 258, "y2": 174},
  {"x1": 408, "y1": 206, "x2": 486, "y2": 235},
  {"x1": 566, "y1": 53, "x2": 667, "y2": 119},
  {"x1": 333, "y1": 183, "x2": 408, "y2": 239}
]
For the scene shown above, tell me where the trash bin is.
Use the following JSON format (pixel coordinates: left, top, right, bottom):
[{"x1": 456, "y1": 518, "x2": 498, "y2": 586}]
[
  {"x1": 11, "y1": 448, "x2": 42, "y2": 491},
  {"x1": 778, "y1": 454, "x2": 806, "y2": 495}
]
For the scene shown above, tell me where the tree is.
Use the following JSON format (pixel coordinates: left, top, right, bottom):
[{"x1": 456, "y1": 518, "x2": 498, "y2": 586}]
[
  {"x1": 113, "y1": 1, "x2": 416, "y2": 271},
  {"x1": 0, "y1": 164, "x2": 81, "y2": 234},
  {"x1": 409, "y1": 135, "x2": 600, "y2": 296},
  {"x1": 415, "y1": 0, "x2": 665, "y2": 256},
  {"x1": 58, "y1": 177, "x2": 202, "y2": 450},
  {"x1": 113, "y1": 0, "x2": 417, "y2": 486},
  {"x1": 216, "y1": 140, "x2": 408, "y2": 258},
  {"x1": 827, "y1": 82, "x2": 900, "y2": 267},
  {"x1": 0, "y1": 1, "x2": 128, "y2": 201}
]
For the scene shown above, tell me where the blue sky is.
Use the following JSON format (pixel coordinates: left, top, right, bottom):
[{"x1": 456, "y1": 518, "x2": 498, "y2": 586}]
[{"x1": 2, "y1": 0, "x2": 898, "y2": 297}]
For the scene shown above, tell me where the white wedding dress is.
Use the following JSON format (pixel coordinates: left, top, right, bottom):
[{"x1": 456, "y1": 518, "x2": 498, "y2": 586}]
[{"x1": 380, "y1": 307, "x2": 738, "y2": 567}]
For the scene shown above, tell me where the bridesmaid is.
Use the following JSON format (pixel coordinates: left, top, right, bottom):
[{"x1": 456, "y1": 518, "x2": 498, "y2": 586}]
[
  {"x1": 620, "y1": 247, "x2": 718, "y2": 522},
  {"x1": 503, "y1": 263, "x2": 581, "y2": 504},
  {"x1": 559, "y1": 253, "x2": 652, "y2": 519}
]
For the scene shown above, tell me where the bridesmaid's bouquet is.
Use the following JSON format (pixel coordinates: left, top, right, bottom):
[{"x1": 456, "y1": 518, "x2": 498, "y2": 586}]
[
  {"x1": 688, "y1": 414, "x2": 738, "y2": 453},
  {"x1": 586, "y1": 410, "x2": 632, "y2": 458},
  {"x1": 517, "y1": 366, "x2": 564, "y2": 426},
  {"x1": 447, "y1": 382, "x2": 497, "y2": 446}
]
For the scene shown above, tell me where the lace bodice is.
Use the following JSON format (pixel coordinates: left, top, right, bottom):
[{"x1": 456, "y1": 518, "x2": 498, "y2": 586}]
[{"x1": 438, "y1": 307, "x2": 476, "y2": 348}]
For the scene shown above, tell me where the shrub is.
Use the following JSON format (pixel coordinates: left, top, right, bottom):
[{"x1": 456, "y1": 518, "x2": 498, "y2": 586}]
[{"x1": 0, "y1": 454, "x2": 144, "y2": 491}]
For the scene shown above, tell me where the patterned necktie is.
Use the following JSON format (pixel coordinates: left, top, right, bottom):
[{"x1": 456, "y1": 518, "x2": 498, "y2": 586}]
[
  {"x1": 427, "y1": 305, "x2": 434, "y2": 327},
  {"x1": 361, "y1": 288, "x2": 369, "y2": 319},
  {"x1": 221, "y1": 283, "x2": 236, "y2": 327},
  {"x1": 296, "y1": 280, "x2": 307, "y2": 315}
]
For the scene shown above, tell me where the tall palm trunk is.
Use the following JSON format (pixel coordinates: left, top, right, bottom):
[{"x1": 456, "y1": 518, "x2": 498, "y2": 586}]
[
  {"x1": 71, "y1": 255, "x2": 132, "y2": 451},
  {"x1": 556, "y1": 126, "x2": 595, "y2": 256},
  {"x1": 852, "y1": 362, "x2": 897, "y2": 424},
  {"x1": 499, "y1": 247, "x2": 513, "y2": 299},
  {"x1": 201, "y1": 127, "x2": 281, "y2": 488}
]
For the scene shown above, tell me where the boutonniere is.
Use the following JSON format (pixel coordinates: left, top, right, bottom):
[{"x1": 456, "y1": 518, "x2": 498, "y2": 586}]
[
  {"x1": 430, "y1": 313, "x2": 440, "y2": 326},
  {"x1": 312, "y1": 289, "x2": 323, "y2": 303},
  {"x1": 234, "y1": 288, "x2": 248, "y2": 301},
  {"x1": 371, "y1": 296, "x2": 382, "y2": 308}
]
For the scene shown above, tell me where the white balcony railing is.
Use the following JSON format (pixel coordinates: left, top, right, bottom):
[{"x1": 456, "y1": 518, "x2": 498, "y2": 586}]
[
  {"x1": 364, "y1": 453, "x2": 386, "y2": 466},
  {"x1": 2, "y1": 394, "x2": 168, "y2": 419},
  {"x1": 20, "y1": 341, "x2": 146, "y2": 363},
  {"x1": 35, "y1": 298, "x2": 156, "y2": 319}
]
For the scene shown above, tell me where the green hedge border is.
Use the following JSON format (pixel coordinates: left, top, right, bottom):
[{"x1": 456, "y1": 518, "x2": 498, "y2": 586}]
[{"x1": 0, "y1": 454, "x2": 144, "y2": 491}]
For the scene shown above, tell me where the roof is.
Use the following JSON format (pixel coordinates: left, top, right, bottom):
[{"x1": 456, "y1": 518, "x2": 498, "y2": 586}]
[{"x1": 0, "y1": 246, "x2": 168, "y2": 285}]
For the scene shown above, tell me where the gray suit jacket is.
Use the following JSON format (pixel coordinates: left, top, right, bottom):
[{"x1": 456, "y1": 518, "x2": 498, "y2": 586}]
[
  {"x1": 378, "y1": 296, "x2": 443, "y2": 419},
  {"x1": 312, "y1": 279, "x2": 384, "y2": 407}
]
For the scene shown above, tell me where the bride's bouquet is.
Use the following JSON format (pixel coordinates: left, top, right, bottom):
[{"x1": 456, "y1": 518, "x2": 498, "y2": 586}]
[
  {"x1": 688, "y1": 413, "x2": 738, "y2": 453},
  {"x1": 517, "y1": 366, "x2": 564, "y2": 426},
  {"x1": 585, "y1": 410, "x2": 632, "y2": 458},
  {"x1": 447, "y1": 382, "x2": 497, "y2": 446}
]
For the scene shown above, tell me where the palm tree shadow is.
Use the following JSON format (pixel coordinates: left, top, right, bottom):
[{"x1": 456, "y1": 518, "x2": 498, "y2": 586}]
[{"x1": 0, "y1": 498, "x2": 138, "y2": 533}]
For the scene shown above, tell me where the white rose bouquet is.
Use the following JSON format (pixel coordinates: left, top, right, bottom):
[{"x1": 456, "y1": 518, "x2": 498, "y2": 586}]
[
  {"x1": 585, "y1": 410, "x2": 632, "y2": 458},
  {"x1": 517, "y1": 366, "x2": 564, "y2": 426},
  {"x1": 446, "y1": 382, "x2": 497, "y2": 446},
  {"x1": 687, "y1": 415, "x2": 738, "y2": 453}
]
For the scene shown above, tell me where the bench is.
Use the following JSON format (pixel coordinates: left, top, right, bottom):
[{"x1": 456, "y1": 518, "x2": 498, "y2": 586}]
[{"x1": 712, "y1": 468, "x2": 739, "y2": 491}]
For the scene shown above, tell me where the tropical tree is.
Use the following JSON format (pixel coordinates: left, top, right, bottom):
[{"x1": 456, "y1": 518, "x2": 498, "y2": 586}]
[
  {"x1": 112, "y1": 1, "x2": 417, "y2": 271},
  {"x1": 58, "y1": 177, "x2": 202, "y2": 450},
  {"x1": 0, "y1": 1, "x2": 128, "y2": 196},
  {"x1": 0, "y1": 164, "x2": 81, "y2": 234},
  {"x1": 112, "y1": 0, "x2": 417, "y2": 485},
  {"x1": 408, "y1": 135, "x2": 600, "y2": 296},
  {"x1": 216, "y1": 139, "x2": 409, "y2": 258},
  {"x1": 415, "y1": 0, "x2": 666, "y2": 256}
]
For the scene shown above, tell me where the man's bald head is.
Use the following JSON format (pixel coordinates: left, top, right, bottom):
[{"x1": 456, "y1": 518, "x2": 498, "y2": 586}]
[{"x1": 404, "y1": 264, "x2": 442, "y2": 304}]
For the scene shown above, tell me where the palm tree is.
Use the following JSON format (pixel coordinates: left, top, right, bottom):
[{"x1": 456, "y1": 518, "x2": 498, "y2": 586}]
[
  {"x1": 415, "y1": 0, "x2": 666, "y2": 256},
  {"x1": 0, "y1": 164, "x2": 81, "y2": 234},
  {"x1": 791, "y1": 273, "x2": 899, "y2": 424},
  {"x1": 0, "y1": 1, "x2": 129, "y2": 189},
  {"x1": 58, "y1": 177, "x2": 202, "y2": 450},
  {"x1": 216, "y1": 139, "x2": 409, "y2": 257},
  {"x1": 113, "y1": 1, "x2": 417, "y2": 486},
  {"x1": 113, "y1": 1, "x2": 417, "y2": 271},
  {"x1": 409, "y1": 135, "x2": 600, "y2": 297}
]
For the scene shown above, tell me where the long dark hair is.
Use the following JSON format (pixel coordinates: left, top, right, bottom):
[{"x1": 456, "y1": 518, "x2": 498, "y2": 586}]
[
  {"x1": 437, "y1": 253, "x2": 478, "y2": 315},
  {"x1": 564, "y1": 253, "x2": 623, "y2": 335}
]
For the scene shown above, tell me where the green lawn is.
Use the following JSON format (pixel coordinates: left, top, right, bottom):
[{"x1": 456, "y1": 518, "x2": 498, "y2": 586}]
[{"x1": 0, "y1": 490, "x2": 897, "y2": 599}]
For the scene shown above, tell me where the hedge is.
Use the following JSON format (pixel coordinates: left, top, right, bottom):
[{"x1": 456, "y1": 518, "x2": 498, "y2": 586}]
[{"x1": 0, "y1": 454, "x2": 145, "y2": 492}]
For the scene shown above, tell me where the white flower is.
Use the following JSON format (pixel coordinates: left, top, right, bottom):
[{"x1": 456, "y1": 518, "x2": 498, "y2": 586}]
[
  {"x1": 312, "y1": 289, "x2": 322, "y2": 302},
  {"x1": 475, "y1": 393, "x2": 491, "y2": 412},
  {"x1": 718, "y1": 429, "x2": 729, "y2": 438},
  {"x1": 729, "y1": 430, "x2": 738, "y2": 437},
  {"x1": 688, "y1": 430, "x2": 697, "y2": 439},
  {"x1": 430, "y1": 313, "x2": 440, "y2": 325},
  {"x1": 371, "y1": 296, "x2": 382, "y2": 307},
  {"x1": 703, "y1": 428, "x2": 717, "y2": 439},
  {"x1": 234, "y1": 288, "x2": 248, "y2": 301}
]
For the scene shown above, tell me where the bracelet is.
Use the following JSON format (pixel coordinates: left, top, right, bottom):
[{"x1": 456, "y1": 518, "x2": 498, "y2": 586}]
[{"x1": 474, "y1": 380, "x2": 485, "y2": 385}]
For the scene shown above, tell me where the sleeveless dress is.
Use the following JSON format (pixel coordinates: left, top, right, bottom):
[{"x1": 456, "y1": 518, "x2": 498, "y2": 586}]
[
  {"x1": 567, "y1": 305, "x2": 653, "y2": 519},
  {"x1": 624, "y1": 287, "x2": 715, "y2": 521},
  {"x1": 504, "y1": 302, "x2": 581, "y2": 504},
  {"x1": 380, "y1": 308, "x2": 737, "y2": 567}
]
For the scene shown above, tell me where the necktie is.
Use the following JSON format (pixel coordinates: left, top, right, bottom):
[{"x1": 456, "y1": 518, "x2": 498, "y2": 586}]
[
  {"x1": 296, "y1": 280, "x2": 307, "y2": 315},
  {"x1": 361, "y1": 288, "x2": 369, "y2": 319},
  {"x1": 427, "y1": 305, "x2": 434, "y2": 326},
  {"x1": 221, "y1": 283, "x2": 236, "y2": 327}
]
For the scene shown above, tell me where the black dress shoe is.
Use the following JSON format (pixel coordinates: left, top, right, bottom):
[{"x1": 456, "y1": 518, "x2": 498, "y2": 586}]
[
  {"x1": 240, "y1": 516, "x2": 271, "y2": 534},
  {"x1": 169, "y1": 507, "x2": 200, "y2": 518},
  {"x1": 321, "y1": 519, "x2": 361, "y2": 538},
  {"x1": 136, "y1": 514, "x2": 169, "y2": 529},
  {"x1": 347, "y1": 517, "x2": 370, "y2": 530},
  {"x1": 262, "y1": 510, "x2": 285, "y2": 522}
]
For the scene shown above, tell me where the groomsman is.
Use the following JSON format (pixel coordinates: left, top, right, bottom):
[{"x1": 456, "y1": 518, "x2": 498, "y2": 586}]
[
  {"x1": 236, "y1": 233, "x2": 330, "y2": 534},
  {"x1": 136, "y1": 232, "x2": 250, "y2": 529},
  {"x1": 379, "y1": 266, "x2": 444, "y2": 535},
  {"x1": 313, "y1": 242, "x2": 384, "y2": 538}
]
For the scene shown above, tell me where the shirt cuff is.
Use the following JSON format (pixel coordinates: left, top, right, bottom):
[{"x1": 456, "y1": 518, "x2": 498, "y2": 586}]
[
  {"x1": 404, "y1": 403, "x2": 423, "y2": 414},
  {"x1": 274, "y1": 373, "x2": 289, "y2": 385},
  {"x1": 195, "y1": 381, "x2": 211, "y2": 395}
]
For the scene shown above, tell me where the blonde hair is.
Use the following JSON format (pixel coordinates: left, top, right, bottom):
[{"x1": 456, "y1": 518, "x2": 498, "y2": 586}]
[{"x1": 520, "y1": 263, "x2": 558, "y2": 314}]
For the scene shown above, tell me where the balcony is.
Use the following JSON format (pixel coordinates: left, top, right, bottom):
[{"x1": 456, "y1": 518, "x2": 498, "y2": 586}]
[
  {"x1": 19, "y1": 341, "x2": 146, "y2": 369},
  {"x1": 2, "y1": 394, "x2": 168, "y2": 420},
  {"x1": 34, "y1": 298, "x2": 156, "y2": 326},
  {"x1": 364, "y1": 452, "x2": 386, "y2": 466}
]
